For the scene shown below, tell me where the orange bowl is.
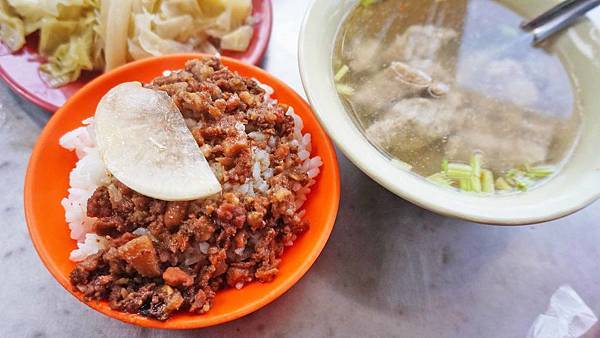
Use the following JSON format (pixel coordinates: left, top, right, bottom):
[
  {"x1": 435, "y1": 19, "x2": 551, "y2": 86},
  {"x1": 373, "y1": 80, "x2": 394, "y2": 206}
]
[{"x1": 24, "y1": 54, "x2": 340, "y2": 329}]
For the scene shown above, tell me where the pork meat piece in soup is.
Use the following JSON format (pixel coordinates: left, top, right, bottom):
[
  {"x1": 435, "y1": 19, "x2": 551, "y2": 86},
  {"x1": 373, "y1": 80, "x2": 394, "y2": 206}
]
[
  {"x1": 352, "y1": 25, "x2": 455, "y2": 112},
  {"x1": 334, "y1": 0, "x2": 582, "y2": 191},
  {"x1": 366, "y1": 96, "x2": 458, "y2": 153},
  {"x1": 380, "y1": 25, "x2": 458, "y2": 64},
  {"x1": 353, "y1": 24, "x2": 555, "y2": 171},
  {"x1": 444, "y1": 92, "x2": 558, "y2": 170},
  {"x1": 352, "y1": 60, "x2": 451, "y2": 113}
]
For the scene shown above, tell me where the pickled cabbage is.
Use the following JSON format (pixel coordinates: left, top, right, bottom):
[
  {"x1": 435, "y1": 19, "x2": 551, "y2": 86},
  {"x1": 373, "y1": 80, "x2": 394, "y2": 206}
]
[
  {"x1": 0, "y1": 0, "x2": 24, "y2": 51},
  {"x1": 0, "y1": 0, "x2": 254, "y2": 88},
  {"x1": 39, "y1": 26, "x2": 95, "y2": 87},
  {"x1": 199, "y1": 0, "x2": 226, "y2": 17},
  {"x1": 102, "y1": 0, "x2": 133, "y2": 71},
  {"x1": 127, "y1": 0, "x2": 254, "y2": 63},
  {"x1": 221, "y1": 25, "x2": 253, "y2": 52},
  {"x1": 38, "y1": 19, "x2": 78, "y2": 56},
  {"x1": 0, "y1": 0, "x2": 100, "y2": 87}
]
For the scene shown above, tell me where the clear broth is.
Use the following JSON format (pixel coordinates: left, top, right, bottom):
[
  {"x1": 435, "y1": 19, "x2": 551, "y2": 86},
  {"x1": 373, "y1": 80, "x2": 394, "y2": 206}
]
[{"x1": 333, "y1": 0, "x2": 582, "y2": 192}]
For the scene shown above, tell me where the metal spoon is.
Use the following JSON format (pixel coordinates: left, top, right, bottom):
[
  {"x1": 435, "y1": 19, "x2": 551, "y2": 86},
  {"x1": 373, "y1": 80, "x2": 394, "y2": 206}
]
[
  {"x1": 521, "y1": 0, "x2": 586, "y2": 30},
  {"x1": 522, "y1": 0, "x2": 600, "y2": 44}
]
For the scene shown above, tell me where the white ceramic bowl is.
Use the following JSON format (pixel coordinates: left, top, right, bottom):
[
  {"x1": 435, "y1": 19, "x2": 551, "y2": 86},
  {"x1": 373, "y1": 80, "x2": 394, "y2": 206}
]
[{"x1": 299, "y1": 0, "x2": 600, "y2": 224}]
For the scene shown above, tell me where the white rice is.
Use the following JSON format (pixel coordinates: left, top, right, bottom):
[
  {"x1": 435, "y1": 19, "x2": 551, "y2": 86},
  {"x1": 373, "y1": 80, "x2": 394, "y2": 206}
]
[
  {"x1": 60, "y1": 81, "x2": 322, "y2": 262},
  {"x1": 59, "y1": 118, "x2": 110, "y2": 261},
  {"x1": 227, "y1": 81, "x2": 323, "y2": 211},
  {"x1": 69, "y1": 233, "x2": 108, "y2": 262},
  {"x1": 132, "y1": 227, "x2": 149, "y2": 236},
  {"x1": 255, "y1": 78, "x2": 275, "y2": 103},
  {"x1": 285, "y1": 106, "x2": 322, "y2": 209}
]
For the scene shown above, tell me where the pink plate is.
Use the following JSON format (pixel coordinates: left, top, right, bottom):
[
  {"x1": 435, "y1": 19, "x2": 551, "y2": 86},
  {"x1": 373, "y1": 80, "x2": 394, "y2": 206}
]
[{"x1": 0, "y1": 0, "x2": 272, "y2": 112}]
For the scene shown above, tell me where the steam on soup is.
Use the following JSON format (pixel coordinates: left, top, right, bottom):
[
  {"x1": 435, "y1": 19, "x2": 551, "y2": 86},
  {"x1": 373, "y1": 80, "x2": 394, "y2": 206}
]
[{"x1": 333, "y1": 0, "x2": 582, "y2": 193}]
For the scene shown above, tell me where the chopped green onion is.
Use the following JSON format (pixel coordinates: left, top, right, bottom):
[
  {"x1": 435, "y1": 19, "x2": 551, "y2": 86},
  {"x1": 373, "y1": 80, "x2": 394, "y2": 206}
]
[
  {"x1": 470, "y1": 175, "x2": 482, "y2": 193},
  {"x1": 506, "y1": 169, "x2": 525, "y2": 179},
  {"x1": 360, "y1": 0, "x2": 378, "y2": 7},
  {"x1": 513, "y1": 178, "x2": 529, "y2": 191},
  {"x1": 495, "y1": 177, "x2": 512, "y2": 191},
  {"x1": 446, "y1": 163, "x2": 473, "y2": 180},
  {"x1": 459, "y1": 178, "x2": 472, "y2": 191},
  {"x1": 434, "y1": 155, "x2": 552, "y2": 194},
  {"x1": 441, "y1": 159, "x2": 449, "y2": 172},
  {"x1": 525, "y1": 165, "x2": 554, "y2": 179},
  {"x1": 503, "y1": 176, "x2": 515, "y2": 186},
  {"x1": 506, "y1": 169, "x2": 532, "y2": 191},
  {"x1": 481, "y1": 169, "x2": 495, "y2": 193},
  {"x1": 470, "y1": 153, "x2": 482, "y2": 178},
  {"x1": 428, "y1": 172, "x2": 453, "y2": 187},
  {"x1": 336, "y1": 83, "x2": 354, "y2": 95},
  {"x1": 334, "y1": 65, "x2": 350, "y2": 82}
]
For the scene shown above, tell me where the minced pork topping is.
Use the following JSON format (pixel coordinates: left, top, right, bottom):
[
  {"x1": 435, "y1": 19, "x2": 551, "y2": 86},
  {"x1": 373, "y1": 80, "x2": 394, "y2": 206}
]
[{"x1": 70, "y1": 57, "x2": 318, "y2": 320}]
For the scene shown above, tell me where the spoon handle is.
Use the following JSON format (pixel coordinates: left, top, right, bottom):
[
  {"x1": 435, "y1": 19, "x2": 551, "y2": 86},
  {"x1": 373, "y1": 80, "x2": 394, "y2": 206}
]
[
  {"x1": 521, "y1": 0, "x2": 586, "y2": 30},
  {"x1": 532, "y1": 0, "x2": 600, "y2": 44}
]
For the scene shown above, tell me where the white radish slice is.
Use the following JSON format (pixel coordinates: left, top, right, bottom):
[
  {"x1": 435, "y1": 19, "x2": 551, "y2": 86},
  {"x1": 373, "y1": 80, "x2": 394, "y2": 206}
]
[{"x1": 94, "y1": 82, "x2": 221, "y2": 201}]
